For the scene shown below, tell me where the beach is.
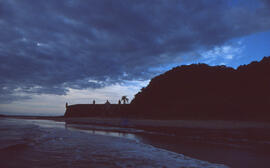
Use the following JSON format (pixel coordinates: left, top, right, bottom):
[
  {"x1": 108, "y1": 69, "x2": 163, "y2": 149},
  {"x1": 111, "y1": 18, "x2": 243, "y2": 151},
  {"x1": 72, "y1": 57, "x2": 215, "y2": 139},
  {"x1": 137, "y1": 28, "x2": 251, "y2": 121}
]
[
  {"x1": 63, "y1": 117, "x2": 270, "y2": 168},
  {"x1": 2, "y1": 116, "x2": 270, "y2": 167},
  {"x1": 0, "y1": 118, "x2": 229, "y2": 168},
  {"x1": 62, "y1": 117, "x2": 270, "y2": 129}
]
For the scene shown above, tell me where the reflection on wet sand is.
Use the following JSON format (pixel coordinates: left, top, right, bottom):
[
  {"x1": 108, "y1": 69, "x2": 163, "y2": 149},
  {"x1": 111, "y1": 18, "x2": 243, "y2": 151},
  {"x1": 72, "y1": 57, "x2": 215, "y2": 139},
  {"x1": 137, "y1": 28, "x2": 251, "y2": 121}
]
[
  {"x1": 67, "y1": 126, "x2": 141, "y2": 142},
  {"x1": 24, "y1": 119, "x2": 270, "y2": 168}
]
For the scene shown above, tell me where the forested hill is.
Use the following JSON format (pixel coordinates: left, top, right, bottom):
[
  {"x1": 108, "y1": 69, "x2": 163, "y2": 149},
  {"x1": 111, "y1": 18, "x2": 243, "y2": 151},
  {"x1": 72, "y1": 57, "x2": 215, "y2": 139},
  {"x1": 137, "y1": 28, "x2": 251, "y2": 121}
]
[{"x1": 131, "y1": 56, "x2": 270, "y2": 121}]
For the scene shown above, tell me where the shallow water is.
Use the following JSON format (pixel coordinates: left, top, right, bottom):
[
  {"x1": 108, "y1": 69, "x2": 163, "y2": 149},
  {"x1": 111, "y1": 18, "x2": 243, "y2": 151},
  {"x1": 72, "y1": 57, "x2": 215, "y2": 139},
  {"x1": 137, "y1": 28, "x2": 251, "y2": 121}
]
[{"x1": 0, "y1": 118, "x2": 228, "y2": 168}]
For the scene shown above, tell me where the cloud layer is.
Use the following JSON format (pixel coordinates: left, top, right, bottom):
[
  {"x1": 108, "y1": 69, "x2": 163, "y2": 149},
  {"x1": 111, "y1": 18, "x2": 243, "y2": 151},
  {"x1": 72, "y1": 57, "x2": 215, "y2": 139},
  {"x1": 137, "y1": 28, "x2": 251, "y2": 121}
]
[{"x1": 1, "y1": 0, "x2": 270, "y2": 103}]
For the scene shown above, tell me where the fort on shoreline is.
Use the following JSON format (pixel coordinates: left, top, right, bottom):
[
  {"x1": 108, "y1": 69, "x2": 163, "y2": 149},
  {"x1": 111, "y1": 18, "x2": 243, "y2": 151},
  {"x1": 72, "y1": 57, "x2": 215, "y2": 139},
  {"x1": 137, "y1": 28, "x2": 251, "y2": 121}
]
[{"x1": 64, "y1": 101, "x2": 130, "y2": 118}]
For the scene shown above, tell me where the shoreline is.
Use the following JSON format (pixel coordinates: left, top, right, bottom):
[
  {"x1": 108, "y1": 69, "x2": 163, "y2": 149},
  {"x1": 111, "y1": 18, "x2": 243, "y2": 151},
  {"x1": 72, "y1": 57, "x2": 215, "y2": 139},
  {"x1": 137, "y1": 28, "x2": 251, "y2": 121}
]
[
  {"x1": 62, "y1": 117, "x2": 270, "y2": 168},
  {"x1": 5, "y1": 116, "x2": 270, "y2": 129},
  {"x1": 63, "y1": 117, "x2": 270, "y2": 129},
  {"x1": 2, "y1": 116, "x2": 270, "y2": 167}
]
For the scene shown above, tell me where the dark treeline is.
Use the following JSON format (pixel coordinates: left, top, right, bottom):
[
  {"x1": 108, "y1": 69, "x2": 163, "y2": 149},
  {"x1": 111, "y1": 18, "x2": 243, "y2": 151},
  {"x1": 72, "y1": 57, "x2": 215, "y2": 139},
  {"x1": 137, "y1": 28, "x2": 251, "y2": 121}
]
[{"x1": 130, "y1": 56, "x2": 270, "y2": 121}]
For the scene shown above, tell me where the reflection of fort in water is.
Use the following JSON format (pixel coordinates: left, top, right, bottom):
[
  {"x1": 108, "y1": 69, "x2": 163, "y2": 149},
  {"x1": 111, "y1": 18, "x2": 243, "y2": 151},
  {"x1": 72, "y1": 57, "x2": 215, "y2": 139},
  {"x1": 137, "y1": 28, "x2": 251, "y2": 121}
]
[{"x1": 67, "y1": 125, "x2": 139, "y2": 141}]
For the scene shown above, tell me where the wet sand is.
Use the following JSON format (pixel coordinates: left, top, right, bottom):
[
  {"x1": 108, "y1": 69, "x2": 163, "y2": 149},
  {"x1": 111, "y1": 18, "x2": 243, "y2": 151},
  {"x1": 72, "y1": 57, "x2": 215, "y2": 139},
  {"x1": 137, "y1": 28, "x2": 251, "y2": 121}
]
[
  {"x1": 62, "y1": 117, "x2": 270, "y2": 129},
  {"x1": 138, "y1": 128, "x2": 270, "y2": 168},
  {"x1": 6, "y1": 116, "x2": 270, "y2": 168},
  {"x1": 1, "y1": 118, "x2": 229, "y2": 168},
  {"x1": 5, "y1": 116, "x2": 270, "y2": 129},
  {"x1": 61, "y1": 117, "x2": 270, "y2": 168}
]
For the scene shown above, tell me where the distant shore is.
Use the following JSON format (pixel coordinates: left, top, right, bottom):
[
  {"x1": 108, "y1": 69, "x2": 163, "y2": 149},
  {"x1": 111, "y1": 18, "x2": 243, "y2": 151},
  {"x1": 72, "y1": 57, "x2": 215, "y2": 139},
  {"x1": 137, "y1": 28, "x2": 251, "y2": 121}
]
[{"x1": 3, "y1": 115, "x2": 270, "y2": 130}]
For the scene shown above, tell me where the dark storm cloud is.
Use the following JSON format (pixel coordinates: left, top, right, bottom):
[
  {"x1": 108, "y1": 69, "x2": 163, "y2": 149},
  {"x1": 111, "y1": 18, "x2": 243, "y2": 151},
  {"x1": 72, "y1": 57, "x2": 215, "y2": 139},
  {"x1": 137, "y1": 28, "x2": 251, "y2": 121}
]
[{"x1": 0, "y1": 0, "x2": 270, "y2": 102}]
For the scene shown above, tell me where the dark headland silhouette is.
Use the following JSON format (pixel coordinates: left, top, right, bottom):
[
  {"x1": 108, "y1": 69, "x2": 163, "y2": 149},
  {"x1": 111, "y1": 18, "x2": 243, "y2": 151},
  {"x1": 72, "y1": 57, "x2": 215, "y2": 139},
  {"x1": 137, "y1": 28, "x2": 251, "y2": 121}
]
[{"x1": 65, "y1": 56, "x2": 270, "y2": 121}]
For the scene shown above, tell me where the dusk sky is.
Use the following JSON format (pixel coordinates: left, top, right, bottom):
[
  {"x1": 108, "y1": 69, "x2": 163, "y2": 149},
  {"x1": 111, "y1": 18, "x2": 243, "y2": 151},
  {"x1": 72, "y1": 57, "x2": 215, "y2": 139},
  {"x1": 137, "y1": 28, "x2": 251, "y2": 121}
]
[{"x1": 0, "y1": 0, "x2": 270, "y2": 116}]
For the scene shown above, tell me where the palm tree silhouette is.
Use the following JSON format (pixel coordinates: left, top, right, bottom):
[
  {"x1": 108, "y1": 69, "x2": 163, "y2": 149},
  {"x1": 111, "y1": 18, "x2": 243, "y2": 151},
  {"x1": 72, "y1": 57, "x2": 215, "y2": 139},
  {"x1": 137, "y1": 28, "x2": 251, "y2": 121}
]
[{"x1": 121, "y1": 96, "x2": 129, "y2": 104}]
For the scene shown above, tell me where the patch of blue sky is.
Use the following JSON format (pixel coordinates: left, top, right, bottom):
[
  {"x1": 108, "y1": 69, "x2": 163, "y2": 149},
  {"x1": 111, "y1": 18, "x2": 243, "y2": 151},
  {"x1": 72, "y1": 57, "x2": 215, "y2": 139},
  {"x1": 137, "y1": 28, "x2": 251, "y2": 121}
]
[
  {"x1": 236, "y1": 30, "x2": 270, "y2": 66},
  {"x1": 150, "y1": 30, "x2": 270, "y2": 73}
]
